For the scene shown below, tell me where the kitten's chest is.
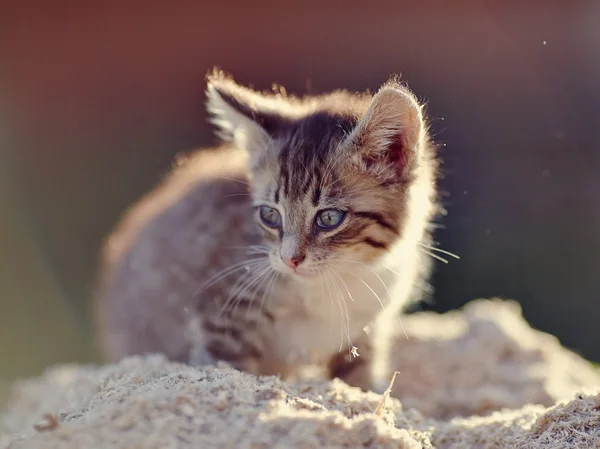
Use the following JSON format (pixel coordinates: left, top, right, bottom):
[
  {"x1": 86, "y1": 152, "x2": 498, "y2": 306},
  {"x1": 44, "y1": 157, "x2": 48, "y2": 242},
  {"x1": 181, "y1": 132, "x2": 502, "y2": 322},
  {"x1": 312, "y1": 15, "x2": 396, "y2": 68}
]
[{"x1": 265, "y1": 269, "x2": 395, "y2": 366}]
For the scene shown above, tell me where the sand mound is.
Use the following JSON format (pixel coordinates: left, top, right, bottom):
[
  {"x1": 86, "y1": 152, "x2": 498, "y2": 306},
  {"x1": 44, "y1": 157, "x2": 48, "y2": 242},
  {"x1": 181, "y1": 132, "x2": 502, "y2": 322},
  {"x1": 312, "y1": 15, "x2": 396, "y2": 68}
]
[{"x1": 1, "y1": 299, "x2": 599, "y2": 449}]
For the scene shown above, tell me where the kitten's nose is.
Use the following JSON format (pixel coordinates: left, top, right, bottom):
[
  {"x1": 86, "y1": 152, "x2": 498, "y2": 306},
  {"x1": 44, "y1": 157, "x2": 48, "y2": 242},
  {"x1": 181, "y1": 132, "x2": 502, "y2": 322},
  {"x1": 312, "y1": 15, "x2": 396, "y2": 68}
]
[{"x1": 281, "y1": 254, "x2": 305, "y2": 270}]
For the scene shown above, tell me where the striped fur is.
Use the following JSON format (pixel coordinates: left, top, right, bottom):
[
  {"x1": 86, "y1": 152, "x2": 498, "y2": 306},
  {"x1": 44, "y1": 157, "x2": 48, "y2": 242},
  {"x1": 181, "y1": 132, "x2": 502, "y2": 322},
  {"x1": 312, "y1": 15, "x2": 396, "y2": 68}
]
[{"x1": 93, "y1": 69, "x2": 441, "y2": 391}]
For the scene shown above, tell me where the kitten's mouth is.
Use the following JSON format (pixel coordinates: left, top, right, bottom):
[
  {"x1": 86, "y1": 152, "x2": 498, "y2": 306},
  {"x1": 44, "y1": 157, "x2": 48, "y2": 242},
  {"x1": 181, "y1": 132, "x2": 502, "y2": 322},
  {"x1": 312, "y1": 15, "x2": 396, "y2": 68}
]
[
  {"x1": 277, "y1": 264, "x2": 318, "y2": 279},
  {"x1": 294, "y1": 270, "x2": 317, "y2": 278}
]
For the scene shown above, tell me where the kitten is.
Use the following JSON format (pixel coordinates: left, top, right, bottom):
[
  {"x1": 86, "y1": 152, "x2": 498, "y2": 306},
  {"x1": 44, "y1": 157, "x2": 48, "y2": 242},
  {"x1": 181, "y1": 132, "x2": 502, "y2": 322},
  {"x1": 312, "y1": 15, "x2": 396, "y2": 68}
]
[{"x1": 93, "y1": 69, "x2": 441, "y2": 391}]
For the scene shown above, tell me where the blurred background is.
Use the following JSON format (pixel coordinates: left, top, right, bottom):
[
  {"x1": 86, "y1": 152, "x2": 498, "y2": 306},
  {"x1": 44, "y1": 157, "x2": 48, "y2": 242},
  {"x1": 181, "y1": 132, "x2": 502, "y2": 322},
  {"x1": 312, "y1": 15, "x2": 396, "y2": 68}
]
[{"x1": 1, "y1": 0, "x2": 599, "y2": 404}]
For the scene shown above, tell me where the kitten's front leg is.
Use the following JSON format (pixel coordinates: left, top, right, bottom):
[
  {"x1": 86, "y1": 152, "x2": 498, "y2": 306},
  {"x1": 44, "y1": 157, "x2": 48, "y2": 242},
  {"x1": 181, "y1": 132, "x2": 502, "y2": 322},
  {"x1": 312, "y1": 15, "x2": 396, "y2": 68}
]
[
  {"x1": 327, "y1": 328, "x2": 396, "y2": 394},
  {"x1": 189, "y1": 337, "x2": 280, "y2": 376},
  {"x1": 326, "y1": 335, "x2": 383, "y2": 392},
  {"x1": 187, "y1": 313, "x2": 298, "y2": 378},
  {"x1": 188, "y1": 341, "x2": 272, "y2": 376},
  {"x1": 186, "y1": 312, "x2": 268, "y2": 375}
]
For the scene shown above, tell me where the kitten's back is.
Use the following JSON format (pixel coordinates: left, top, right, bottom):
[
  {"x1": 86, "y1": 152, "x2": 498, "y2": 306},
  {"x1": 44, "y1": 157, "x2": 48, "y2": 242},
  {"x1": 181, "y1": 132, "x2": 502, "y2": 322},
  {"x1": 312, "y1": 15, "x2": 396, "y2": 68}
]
[{"x1": 93, "y1": 145, "x2": 258, "y2": 362}]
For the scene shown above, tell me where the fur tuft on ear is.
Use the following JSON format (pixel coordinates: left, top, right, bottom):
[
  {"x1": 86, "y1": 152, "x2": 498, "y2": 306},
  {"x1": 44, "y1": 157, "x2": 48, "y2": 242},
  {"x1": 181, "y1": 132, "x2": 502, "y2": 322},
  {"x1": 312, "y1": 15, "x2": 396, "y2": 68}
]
[
  {"x1": 205, "y1": 69, "x2": 298, "y2": 156},
  {"x1": 348, "y1": 78, "x2": 424, "y2": 177}
]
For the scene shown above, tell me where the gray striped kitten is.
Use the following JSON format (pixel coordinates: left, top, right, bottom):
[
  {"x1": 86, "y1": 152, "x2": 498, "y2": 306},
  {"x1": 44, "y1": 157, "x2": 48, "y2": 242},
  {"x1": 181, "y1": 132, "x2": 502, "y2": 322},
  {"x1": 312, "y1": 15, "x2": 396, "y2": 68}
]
[{"x1": 94, "y1": 69, "x2": 442, "y2": 391}]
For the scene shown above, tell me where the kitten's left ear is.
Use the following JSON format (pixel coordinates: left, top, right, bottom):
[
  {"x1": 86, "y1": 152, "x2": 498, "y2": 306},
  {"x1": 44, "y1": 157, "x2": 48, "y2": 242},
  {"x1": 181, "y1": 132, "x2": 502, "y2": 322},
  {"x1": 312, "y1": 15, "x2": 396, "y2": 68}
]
[
  {"x1": 205, "y1": 69, "x2": 294, "y2": 158},
  {"x1": 349, "y1": 80, "x2": 424, "y2": 177}
]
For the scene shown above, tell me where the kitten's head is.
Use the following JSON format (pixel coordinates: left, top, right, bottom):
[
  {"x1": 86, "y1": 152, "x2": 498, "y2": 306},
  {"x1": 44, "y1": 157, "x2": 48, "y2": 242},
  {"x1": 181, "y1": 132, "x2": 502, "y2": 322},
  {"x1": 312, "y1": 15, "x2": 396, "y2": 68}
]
[{"x1": 206, "y1": 69, "x2": 430, "y2": 281}]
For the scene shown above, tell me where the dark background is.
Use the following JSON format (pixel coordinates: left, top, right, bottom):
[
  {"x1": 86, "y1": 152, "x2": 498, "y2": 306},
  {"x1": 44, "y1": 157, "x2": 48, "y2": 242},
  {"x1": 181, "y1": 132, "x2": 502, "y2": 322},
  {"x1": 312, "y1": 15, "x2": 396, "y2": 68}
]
[{"x1": 1, "y1": 0, "x2": 599, "y2": 400}]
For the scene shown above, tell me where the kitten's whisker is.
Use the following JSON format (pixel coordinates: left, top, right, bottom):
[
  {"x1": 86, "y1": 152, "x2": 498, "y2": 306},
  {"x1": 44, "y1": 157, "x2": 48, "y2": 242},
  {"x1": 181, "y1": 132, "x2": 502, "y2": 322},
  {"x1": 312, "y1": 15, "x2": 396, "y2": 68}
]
[
  {"x1": 420, "y1": 250, "x2": 449, "y2": 264},
  {"x1": 328, "y1": 257, "x2": 392, "y2": 301},
  {"x1": 319, "y1": 270, "x2": 334, "y2": 337},
  {"x1": 234, "y1": 265, "x2": 273, "y2": 317},
  {"x1": 190, "y1": 258, "x2": 267, "y2": 302},
  {"x1": 327, "y1": 257, "x2": 400, "y2": 277},
  {"x1": 220, "y1": 176, "x2": 250, "y2": 187},
  {"x1": 328, "y1": 266, "x2": 356, "y2": 356},
  {"x1": 325, "y1": 267, "x2": 352, "y2": 353},
  {"x1": 328, "y1": 267, "x2": 351, "y2": 324},
  {"x1": 329, "y1": 265, "x2": 356, "y2": 302},
  {"x1": 418, "y1": 243, "x2": 460, "y2": 259},
  {"x1": 322, "y1": 270, "x2": 341, "y2": 350},
  {"x1": 245, "y1": 249, "x2": 271, "y2": 256},
  {"x1": 224, "y1": 264, "x2": 272, "y2": 318},
  {"x1": 328, "y1": 258, "x2": 408, "y2": 339},
  {"x1": 229, "y1": 264, "x2": 267, "y2": 299},
  {"x1": 332, "y1": 264, "x2": 387, "y2": 314},
  {"x1": 220, "y1": 270, "x2": 266, "y2": 319},
  {"x1": 257, "y1": 270, "x2": 278, "y2": 318},
  {"x1": 240, "y1": 265, "x2": 275, "y2": 321},
  {"x1": 217, "y1": 267, "x2": 262, "y2": 317},
  {"x1": 323, "y1": 269, "x2": 346, "y2": 352},
  {"x1": 225, "y1": 245, "x2": 271, "y2": 257},
  {"x1": 227, "y1": 245, "x2": 270, "y2": 252},
  {"x1": 383, "y1": 265, "x2": 401, "y2": 276},
  {"x1": 218, "y1": 261, "x2": 269, "y2": 310},
  {"x1": 224, "y1": 193, "x2": 254, "y2": 198}
]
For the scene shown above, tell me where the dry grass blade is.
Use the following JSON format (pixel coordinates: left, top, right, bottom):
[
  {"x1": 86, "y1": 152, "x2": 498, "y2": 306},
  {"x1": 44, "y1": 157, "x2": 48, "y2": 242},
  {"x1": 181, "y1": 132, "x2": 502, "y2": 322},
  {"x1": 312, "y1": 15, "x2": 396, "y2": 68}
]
[{"x1": 374, "y1": 371, "x2": 400, "y2": 417}]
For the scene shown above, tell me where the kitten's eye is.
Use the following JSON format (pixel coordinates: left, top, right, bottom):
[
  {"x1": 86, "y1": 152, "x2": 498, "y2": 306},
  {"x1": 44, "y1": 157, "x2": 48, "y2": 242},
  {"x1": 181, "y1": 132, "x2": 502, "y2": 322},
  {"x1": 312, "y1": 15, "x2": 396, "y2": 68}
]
[
  {"x1": 259, "y1": 205, "x2": 281, "y2": 228},
  {"x1": 316, "y1": 209, "x2": 346, "y2": 230}
]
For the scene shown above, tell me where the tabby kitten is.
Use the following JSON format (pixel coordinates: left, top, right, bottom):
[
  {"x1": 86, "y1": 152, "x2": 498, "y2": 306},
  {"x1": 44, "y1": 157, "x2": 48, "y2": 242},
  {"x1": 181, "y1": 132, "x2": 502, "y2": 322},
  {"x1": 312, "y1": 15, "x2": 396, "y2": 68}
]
[{"x1": 94, "y1": 69, "x2": 441, "y2": 391}]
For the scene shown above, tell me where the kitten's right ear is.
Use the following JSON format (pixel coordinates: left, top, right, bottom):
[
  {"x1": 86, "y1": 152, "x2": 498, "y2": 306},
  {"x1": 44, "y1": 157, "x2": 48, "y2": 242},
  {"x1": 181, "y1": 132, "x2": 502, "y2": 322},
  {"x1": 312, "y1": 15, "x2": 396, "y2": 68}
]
[
  {"x1": 347, "y1": 78, "x2": 424, "y2": 179},
  {"x1": 206, "y1": 69, "x2": 292, "y2": 156}
]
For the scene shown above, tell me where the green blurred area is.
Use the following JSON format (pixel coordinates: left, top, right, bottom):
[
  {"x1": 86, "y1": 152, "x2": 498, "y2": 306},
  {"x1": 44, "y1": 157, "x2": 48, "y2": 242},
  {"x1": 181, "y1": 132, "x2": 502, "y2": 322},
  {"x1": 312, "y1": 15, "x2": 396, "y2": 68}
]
[
  {"x1": 0, "y1": 146, "x2": 98, "y2": 403},
  {"x1": 0, "y1": 149, "x2": 98, "y2": 407}
]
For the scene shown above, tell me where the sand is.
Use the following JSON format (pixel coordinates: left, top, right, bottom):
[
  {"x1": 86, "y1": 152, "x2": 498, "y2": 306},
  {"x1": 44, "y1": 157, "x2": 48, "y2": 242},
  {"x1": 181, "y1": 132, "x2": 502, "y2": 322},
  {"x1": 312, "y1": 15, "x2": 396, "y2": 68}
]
[{"x1": 1, "y1": 298, "x2": 599, "y2": 448}]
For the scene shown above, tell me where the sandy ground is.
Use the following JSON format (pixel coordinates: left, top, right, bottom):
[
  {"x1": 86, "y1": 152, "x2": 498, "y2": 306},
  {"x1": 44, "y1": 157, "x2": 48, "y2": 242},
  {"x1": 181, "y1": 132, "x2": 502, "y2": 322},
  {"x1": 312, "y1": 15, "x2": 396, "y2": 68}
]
[{"x1": 1, "y1": 298, "x2": 599, "y2": 448}]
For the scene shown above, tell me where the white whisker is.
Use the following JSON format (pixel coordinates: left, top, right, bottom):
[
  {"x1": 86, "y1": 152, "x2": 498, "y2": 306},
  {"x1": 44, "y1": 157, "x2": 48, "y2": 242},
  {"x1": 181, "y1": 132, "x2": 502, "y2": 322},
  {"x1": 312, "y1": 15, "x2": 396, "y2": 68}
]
[
  {"x1": 328, "y1": 257, "x2": 400, "y2": 278},
  {"x1": 328, "y1": 268, "x2": 352, "y2": 326},
  {"x1": 217, "y1": 267, "x2": 261, "y2": 317},
  {"x1": 329, "y1": 258, "x2": 391, "y2": 301},
  {"x1": 322, "y1": 270, "x2": 341, "y2": 349},
  {"x1": 219, "y1": 266, "x2": 267, "y2": 318},
  {"x1": 418, "y1": 243, "x2": 460, "y2": 259},
  {"x1": 190, "y1": 257, "x2": 268, "y2": 303},
  {"x1": 329, "y1": 260, "x2": 409, "y2": 341},
  {"x1": 329, "y1": 264, "x2": 356, "y2": 303},
  {"x1": 319, "y1": 270, "x2": 335, "y2": 338},
  {"x1": 328, "y1": 266, "x2": 356, "y2": 357},
  {"x1": 224, "y1": 193, "x2": 253, "y2": 198},
  {"x1": 324, "y1": 268, "x2": 349, "y2": 352},
  {"x1": 258, "y1": 270, "x2": 279, "y2": 318},
  {"x1": 220, "y1": 176, "x2": 250, "y2": 186},
  {"x1": 421, "y1": 250, "x2": 449, "y2": 264},
  {"x1": 240, "y1": 265, "x2": 276, "y2": 320},
  {"x1": 225, "y1": 263, "x2": 272, "y2": 317},
  {"x1": 332, "y1": 264, "x2": 387, "y2": 313},
  {"x1": 226, "y1": 245, "x2": 271, "y2": 256}
]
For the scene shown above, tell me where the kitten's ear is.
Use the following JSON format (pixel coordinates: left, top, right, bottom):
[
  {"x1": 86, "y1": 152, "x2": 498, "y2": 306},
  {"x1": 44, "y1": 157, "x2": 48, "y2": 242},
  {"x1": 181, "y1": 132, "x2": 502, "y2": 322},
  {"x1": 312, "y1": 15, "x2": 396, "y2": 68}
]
[
  {"x1": 349, "y1": 80, "x2": 424, "y2": 177},
  {"x1": 205, "y1": 69, "x2": 292, "y2": 155}
]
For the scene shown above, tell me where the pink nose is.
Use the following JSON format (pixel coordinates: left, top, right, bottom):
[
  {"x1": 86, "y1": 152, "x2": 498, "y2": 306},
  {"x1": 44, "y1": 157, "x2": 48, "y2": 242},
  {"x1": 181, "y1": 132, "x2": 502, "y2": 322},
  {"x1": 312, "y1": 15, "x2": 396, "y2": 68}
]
[{"x1": 281, "y1": 254, "x2": 305, "y2": 269}]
